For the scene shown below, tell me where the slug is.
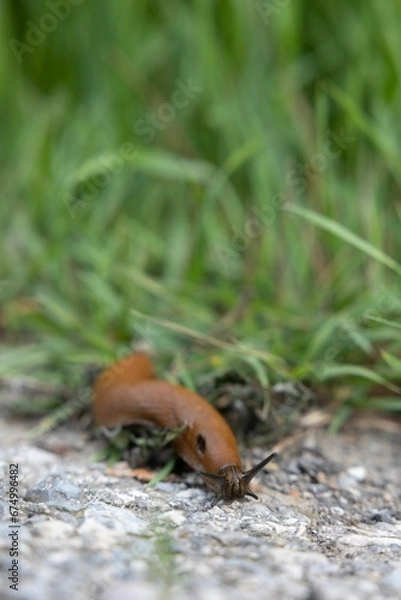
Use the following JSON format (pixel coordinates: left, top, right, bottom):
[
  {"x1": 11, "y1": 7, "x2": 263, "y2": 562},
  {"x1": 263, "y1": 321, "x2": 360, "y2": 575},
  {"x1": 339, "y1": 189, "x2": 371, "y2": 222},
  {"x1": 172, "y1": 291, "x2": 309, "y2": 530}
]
[{"x1": 92, "y1": 352, "x2": 277, "y2": 505}]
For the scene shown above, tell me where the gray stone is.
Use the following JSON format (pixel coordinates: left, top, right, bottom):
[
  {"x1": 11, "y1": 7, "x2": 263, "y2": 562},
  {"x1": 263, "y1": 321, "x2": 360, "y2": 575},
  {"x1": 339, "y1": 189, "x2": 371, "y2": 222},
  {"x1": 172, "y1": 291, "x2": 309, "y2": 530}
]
[
  {"x1": 381, "y1": 565, "x2": 401, "y2": 591},
  {"x1": 24, "y1": 477, "x2": 85, "y2": 511}
]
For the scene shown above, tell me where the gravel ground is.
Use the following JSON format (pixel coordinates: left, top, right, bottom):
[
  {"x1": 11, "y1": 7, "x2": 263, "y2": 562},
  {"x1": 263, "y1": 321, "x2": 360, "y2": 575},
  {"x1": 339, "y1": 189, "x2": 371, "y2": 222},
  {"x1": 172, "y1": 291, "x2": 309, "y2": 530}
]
[{"x1": 0, "y1": 392, "x2": 400, "y2": 600}]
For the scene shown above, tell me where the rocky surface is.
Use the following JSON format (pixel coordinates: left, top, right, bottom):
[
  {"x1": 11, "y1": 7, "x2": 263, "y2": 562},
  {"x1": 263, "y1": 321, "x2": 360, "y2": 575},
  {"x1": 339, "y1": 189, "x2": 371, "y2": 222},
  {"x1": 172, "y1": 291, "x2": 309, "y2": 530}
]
[{"x1": 0, "y1": 393, "x2": 400, "y2": 600}]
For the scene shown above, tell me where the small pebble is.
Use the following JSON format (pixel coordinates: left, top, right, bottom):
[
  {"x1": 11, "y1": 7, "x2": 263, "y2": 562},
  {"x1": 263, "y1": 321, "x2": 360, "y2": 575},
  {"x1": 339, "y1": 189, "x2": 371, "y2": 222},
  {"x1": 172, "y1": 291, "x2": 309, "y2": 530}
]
[{"x1": 346, "y1": 466, "x2": 367, "y2": 482}]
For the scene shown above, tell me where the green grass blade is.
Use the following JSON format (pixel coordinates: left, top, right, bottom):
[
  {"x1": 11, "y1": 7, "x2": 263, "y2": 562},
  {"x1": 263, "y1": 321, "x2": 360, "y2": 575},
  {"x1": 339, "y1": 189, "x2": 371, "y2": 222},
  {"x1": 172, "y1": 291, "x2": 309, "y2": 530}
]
[
  {"x1": 317, "y1": 363, "x2": 401, "y2": 393},
  {"x1": 285, "y1": 204, "x2": 401, "y2": 277}
]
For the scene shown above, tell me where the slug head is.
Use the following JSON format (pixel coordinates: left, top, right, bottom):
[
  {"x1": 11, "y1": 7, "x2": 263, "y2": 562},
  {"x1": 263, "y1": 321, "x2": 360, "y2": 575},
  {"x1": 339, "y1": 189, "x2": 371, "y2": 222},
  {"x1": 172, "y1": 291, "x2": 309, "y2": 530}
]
[{"x1": 200, "y1": 452, "x2": 277, "y2": 507}]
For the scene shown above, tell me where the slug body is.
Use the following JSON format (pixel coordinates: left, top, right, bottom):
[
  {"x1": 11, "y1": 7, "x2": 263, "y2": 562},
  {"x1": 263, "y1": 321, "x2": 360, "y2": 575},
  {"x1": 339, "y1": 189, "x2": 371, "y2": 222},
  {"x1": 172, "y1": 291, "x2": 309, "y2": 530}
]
[{"x1": 92, "y1": 353, "x2": 276, "y2": 504}]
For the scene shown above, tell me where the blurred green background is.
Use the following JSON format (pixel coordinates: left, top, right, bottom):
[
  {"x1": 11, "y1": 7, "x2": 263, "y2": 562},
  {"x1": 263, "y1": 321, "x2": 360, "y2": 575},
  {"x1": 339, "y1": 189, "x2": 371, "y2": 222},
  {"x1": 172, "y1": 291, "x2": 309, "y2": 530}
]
[{"x1": 1, "y1": 0, "x2": 401, "y2": 421}]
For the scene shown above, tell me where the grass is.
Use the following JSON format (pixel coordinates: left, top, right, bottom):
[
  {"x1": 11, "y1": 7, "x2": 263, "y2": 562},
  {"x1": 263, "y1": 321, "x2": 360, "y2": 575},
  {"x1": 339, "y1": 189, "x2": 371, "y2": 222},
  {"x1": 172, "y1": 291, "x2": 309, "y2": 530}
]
[{"x1": 1, "y1": 0, "x2": 401, "y2": 433}]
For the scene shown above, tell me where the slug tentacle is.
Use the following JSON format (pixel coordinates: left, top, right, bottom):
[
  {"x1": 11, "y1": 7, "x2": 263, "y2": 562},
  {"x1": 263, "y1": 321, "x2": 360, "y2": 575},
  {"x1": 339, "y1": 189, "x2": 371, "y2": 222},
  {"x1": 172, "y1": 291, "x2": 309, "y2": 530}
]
[
  {"x1": 242, "y1": 452, "x2": 278, "y2": 485},
  {"x1": 200, "y1": 451, "x2": 277, "y2": 505}
]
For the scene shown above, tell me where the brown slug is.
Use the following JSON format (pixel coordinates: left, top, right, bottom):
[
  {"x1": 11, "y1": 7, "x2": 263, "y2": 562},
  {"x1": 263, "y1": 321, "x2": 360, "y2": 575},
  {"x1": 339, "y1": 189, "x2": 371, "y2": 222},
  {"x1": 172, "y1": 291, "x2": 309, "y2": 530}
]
[{"x1": 92, "y1": 352, "x2": 277, "y2": 505}]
